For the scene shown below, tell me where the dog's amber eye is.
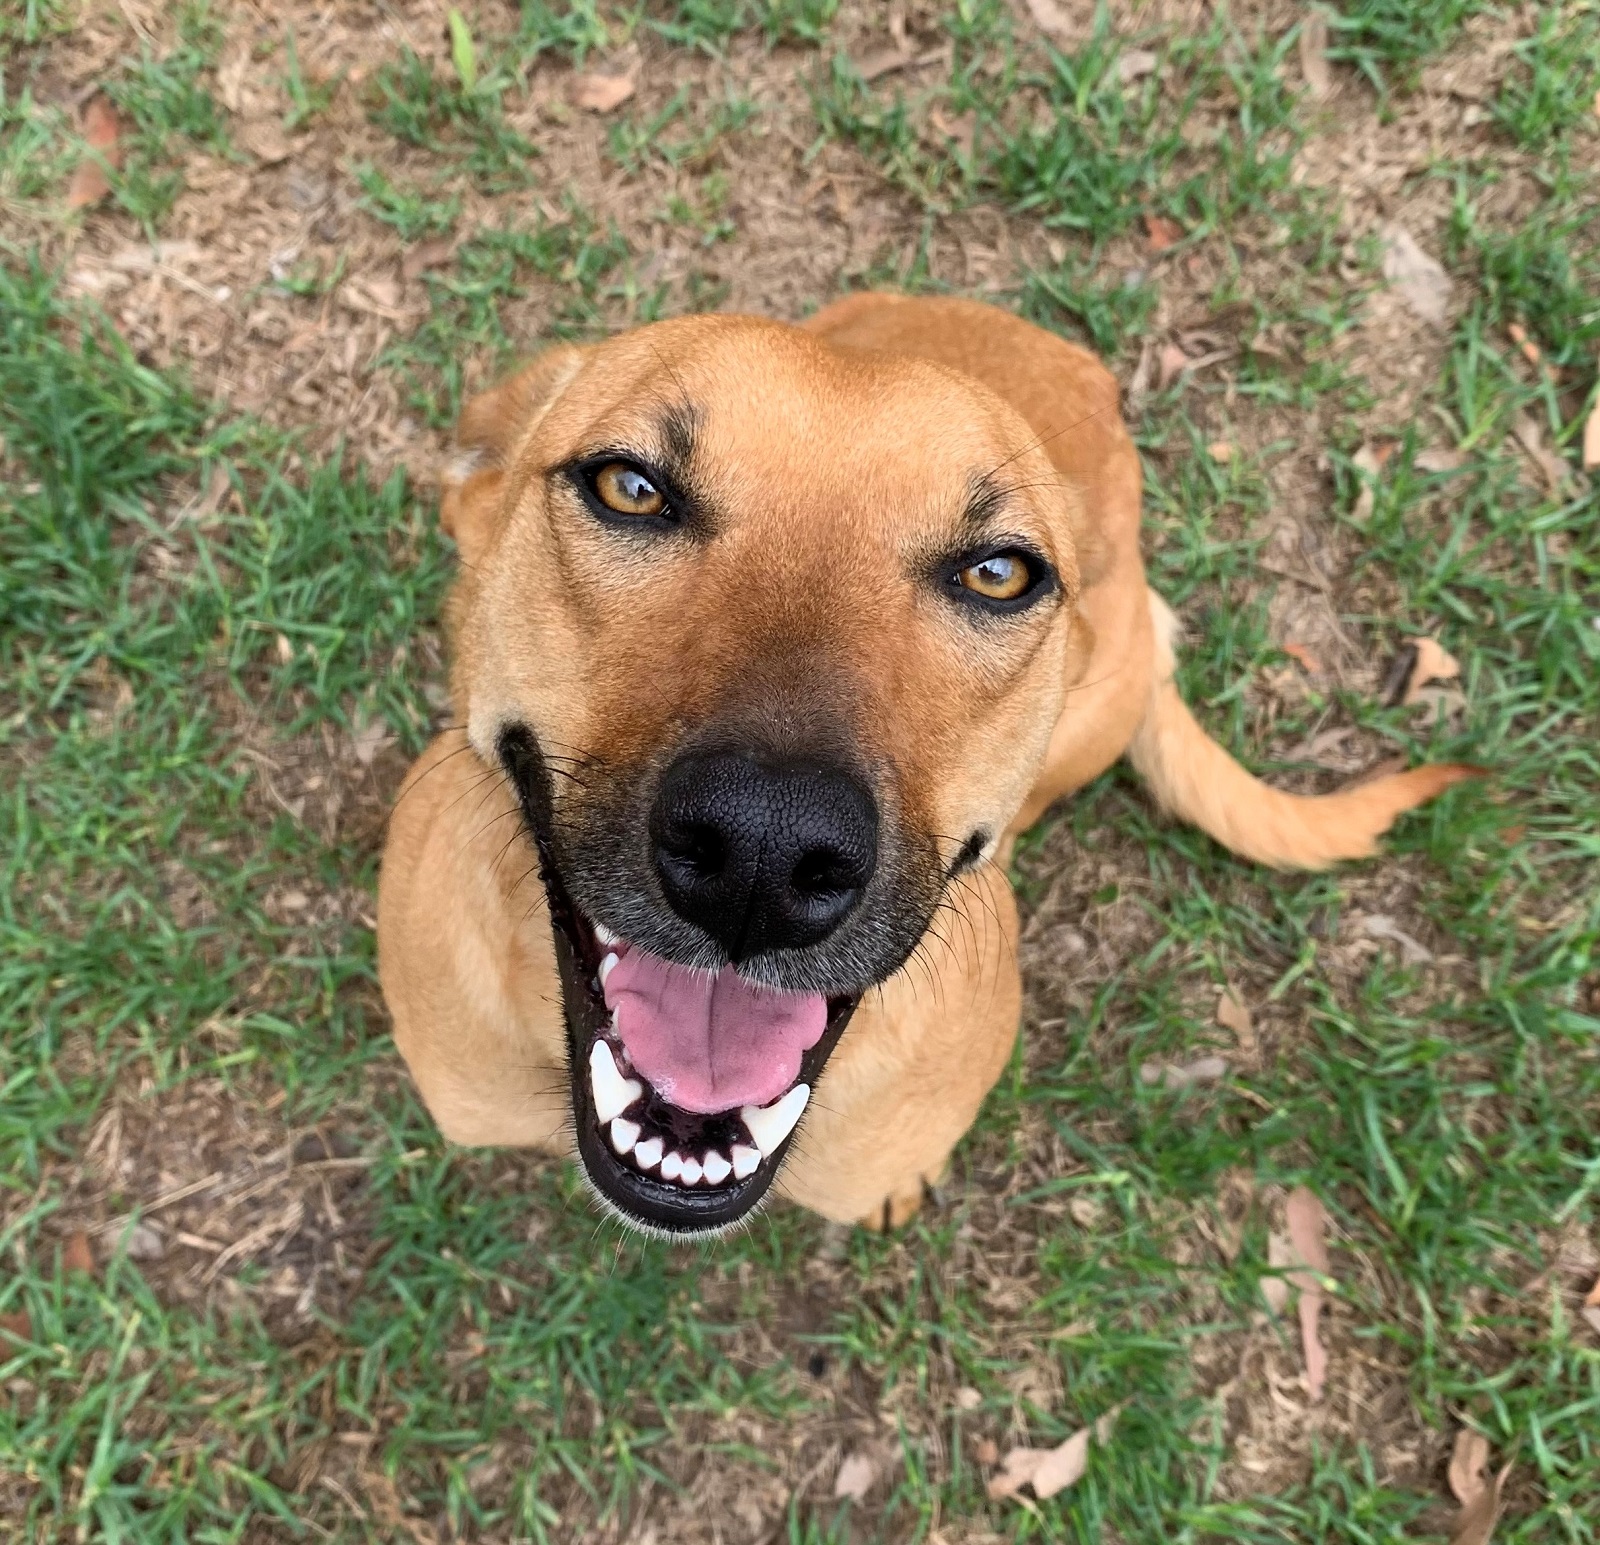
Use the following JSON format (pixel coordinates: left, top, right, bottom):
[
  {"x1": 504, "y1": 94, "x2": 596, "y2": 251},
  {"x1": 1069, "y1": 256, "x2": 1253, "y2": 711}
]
[
  {"x1": 958, "y1": 553, "x2": 1031, "y2": 602},
  {"x1": 593, "y1": 462, "x2": 665, "y2": 517}
]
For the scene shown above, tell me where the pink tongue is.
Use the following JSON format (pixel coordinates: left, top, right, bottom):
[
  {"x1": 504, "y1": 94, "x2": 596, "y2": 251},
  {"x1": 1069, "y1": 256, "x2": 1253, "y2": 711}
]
[{"x1": 603, "y1": 947, "x2": 827, "y2": 1114}]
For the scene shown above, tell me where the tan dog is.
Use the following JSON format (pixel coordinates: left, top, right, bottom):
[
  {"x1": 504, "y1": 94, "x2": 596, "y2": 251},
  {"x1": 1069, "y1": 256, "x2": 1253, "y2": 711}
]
[{"x1": 378, "y1": 294, "x2": 1471, "y2": 1236}]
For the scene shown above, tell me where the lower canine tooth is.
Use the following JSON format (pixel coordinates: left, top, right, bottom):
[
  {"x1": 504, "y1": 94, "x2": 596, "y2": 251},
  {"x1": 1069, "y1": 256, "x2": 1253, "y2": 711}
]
[
  {"x1": 633, "y1": 1136, "x2": 663, "y2": 1170},
  {"x1": 659, "y1": 1151, "x2": 684, "y2": 1182},
  {"x1": 701, "y1": 1150, "x2": 732, "y2": 1185},
  {"x1": 679, "y1": 1156, "x2": 703, "y2": 1186},
  {"x1": 610, "y1": 1118, "x2": 640, "y2": 1156},
  {"x1": 730, "y1": 1144, "x2": 760, "y2": 1179},
  {"x1": 598, "y1": 951, "x2": 619, "y2": 988},
  {"x1": 590, "y1": 1040, "x2": 642, "y2": 1124},
  {"x1": 740, "y1": 1083, "x2": 810, "y2": 1157}
]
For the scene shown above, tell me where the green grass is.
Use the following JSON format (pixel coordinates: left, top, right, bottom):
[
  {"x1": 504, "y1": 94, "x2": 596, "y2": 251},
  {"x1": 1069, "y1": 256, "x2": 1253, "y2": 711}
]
[
  {"x1": 807, "y1": 3, "x2": 1338, "y2": 357},
  {"x1": 1492, "y1": 3, "x2": 1600, "y2": 153},
  {"x1": 367, "y1": 46, "x2": 539, "y2": 195},
  {"x1": 379, "y1": 207, "x2": 641, "y2": 427},
  {"x1": 644, "y1": 0, "x2": 841, "y2": 50},
  {"x1": 1326, "y1": 0, "x2": 1487, "y2": 94},
  {"x1": 352, "y1": 161, "x2": 462, "y2": 243},
  {"x1": 100, "y1": 2, "x2": 230, "y2": 225},
  {"x1": 0, "y1": 0, "x2": 72, "y2": 44},
  {"x1": 3, "y1": 0, "x2": 1599, "y2": 1539}
]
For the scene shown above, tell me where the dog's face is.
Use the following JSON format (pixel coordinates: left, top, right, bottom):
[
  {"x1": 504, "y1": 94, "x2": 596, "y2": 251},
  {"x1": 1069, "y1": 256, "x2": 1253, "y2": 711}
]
[{"x1": 444, "y1": 316, "x2": 1087, "y2": 1235}]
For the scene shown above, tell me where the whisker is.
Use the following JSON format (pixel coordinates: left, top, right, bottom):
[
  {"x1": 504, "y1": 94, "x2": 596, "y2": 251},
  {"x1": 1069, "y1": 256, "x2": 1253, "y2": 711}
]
[{"x1": 982, "y1": 399, "x2": 1116, "y2": 482}]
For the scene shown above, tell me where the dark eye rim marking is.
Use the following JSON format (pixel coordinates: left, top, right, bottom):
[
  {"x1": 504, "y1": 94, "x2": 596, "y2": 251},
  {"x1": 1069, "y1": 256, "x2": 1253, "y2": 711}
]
[
  {"x1": 564, "y1": 452, "x2": 689, "y2": 533},
  {"x1": 939, "y1": 538, "x2": 1058, "y2": 617}
]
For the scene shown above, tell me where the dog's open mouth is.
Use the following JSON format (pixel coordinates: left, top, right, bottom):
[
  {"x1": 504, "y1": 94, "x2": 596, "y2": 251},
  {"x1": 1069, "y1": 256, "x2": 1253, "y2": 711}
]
[
  {"x1": 498, "y1": 725, "x2": 862, "y2": 1233},
  {"x1": 549, "y1": 889, "x2": 858, "y2": 1234}
]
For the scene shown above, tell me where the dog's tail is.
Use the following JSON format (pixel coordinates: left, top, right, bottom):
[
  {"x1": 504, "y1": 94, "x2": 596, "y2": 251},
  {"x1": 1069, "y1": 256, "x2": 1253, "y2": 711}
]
[{"x1": 1128, "y1": 592, "x2": 1479, "y2": 870}]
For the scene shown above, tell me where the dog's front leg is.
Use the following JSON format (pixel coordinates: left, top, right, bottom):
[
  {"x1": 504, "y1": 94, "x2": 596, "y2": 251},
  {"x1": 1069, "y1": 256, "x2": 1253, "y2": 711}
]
[{"x1": 378, "y1": 732, "x2": 573, "y2": 1154}]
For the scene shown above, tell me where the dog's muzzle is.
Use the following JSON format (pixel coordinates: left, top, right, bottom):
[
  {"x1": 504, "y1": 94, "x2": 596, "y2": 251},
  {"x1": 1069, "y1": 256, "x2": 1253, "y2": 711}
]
[{"x1": 498, "y1": 725, "x2": 870, "y2": 1235}]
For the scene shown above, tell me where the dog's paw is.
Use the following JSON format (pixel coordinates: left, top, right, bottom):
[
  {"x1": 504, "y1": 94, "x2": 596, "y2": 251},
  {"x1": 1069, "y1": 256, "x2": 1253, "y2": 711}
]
[{"x1": 856, "y1": 1163, "x2": 949, "y2": 1233}]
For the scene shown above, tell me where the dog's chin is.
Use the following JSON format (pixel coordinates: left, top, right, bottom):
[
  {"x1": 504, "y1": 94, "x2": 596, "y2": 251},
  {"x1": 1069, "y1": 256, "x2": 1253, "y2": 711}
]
[{"x1": 541, "y1": 868, "x2": 860, "y2": 1236}]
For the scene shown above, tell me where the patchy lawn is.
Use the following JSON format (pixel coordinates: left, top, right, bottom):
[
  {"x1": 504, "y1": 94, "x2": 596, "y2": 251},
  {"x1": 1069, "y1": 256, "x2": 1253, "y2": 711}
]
[{"x1": 2, "y1": 0, "x2": 1597, "y2": 1540}]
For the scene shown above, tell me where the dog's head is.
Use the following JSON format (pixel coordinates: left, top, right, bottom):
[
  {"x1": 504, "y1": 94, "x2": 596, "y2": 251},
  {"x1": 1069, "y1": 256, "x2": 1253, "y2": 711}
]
[{"x1": 442, "y1": 315, "x2": 1091, "y2": 1234}]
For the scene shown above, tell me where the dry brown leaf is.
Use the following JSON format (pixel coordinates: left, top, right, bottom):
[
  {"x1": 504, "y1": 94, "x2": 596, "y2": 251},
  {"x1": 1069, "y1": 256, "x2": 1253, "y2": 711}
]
[
  {"x1": 856, "y1": 46, "x2": 914, "y2": 81},
  {"x1": 1286, "y1": 1187, "x2": 1331, "y2": 1401},
  {"x1": 1403, "y1": 636, "x2": 1462, "y2": 705},
  {"x1": 1449, "y1": 1428, "x2": 1491, "y2": 1507},
  {"x1": 988, "y1": 1409, "x2": 1118, "y2": 1502},
  {"x1": 351, "y1": 716, "x2": 393, "y2": 767},
  {"x1": 1144, "y1": 212, "x2": 1182, "y2": 252},
  {"x1": 1023, "y1": 0, "x2": 1080, "y2": 43},
  {"x1": 402, "y1": 238, "x2": 455, "y2": 281},
  {"x1": 1156, "y1": 342, "x2": 1190, "y2": 392},
  {"x1": 1282, "y1": 642, "x2": 1322, "y2": 674},
  {"x1": 1207, "y1": 440, "x2": 1234, "y2": 463},
  {"x1": 1510, "y1": 412, "x2": 1571, "y2": 494},
  {"x1": 1381, "y1": 225, "x2": 1453, "y2": 325},
  {"x1": 570, "y1": 62, "x2": 638, "y2": 113},
  {"x1": 1360, "y1": 913, "x2": 1435, "y2": 964},
  {"x1": 1350, "y1": 441, "x2": 1383, "y2": 522},
  {"x1": 1506, "y1": 323, "x2": 1542, "y2": 367},
  {"x1": 63, "y1": 1230, "x2": 95, "y2": 1275},
  {"x1": 1450, "y1": 1462, "x2": 1511, "y2": 1545},
  {"x1": 1117, "y1": 48, "x2": 1158, "y2": 84},
  {"x1": 341, "y1": 276, "x2": 413, "y2": 321},
  {"x1": 973, "y1": 1436, "x2": 1000, "y2": 1466},
  {"x1": 237, "y1": 118, "x2": 294, "y2": 164},
  {"x1": 67, "y1": 94, "x2": 122, "y2": 209},
  {"x1": 927, "y1": 106, "x2": 976, "y2": 156},
  {"x1": 1216, "y1": 985, "x2": 1253, "y2": 1038},
  {"x1": 1262, "y1": 1231, "x2": 1294, "y2": 1315},
  {"x1": 1030, "y1": 1428, "x2": 1091, "y2": 1499},
  {"x1": 1582, "y1": 1306, "x2": 1600, "y2": 1335},
  {"x1": 986, "y1": 1447, "x2": 1043, "y2": 1500},
  {"x1": 1299, "y1": 8, "x2": 1331, "y2": 99},
  {"x1": 1140, "y1": 1055, "x2": 1229, "y2": 1089},
  {"x1": 955, "y1": 1386, "x2": 982, "y2": 1410},
  {"x1": 833, "y1": 1451, "x2": 877, "y2": 1501},
  {"x1": 1416, "y1": 446, "x2": 1467, "y2": 473},
  {"x1": 1584, "y1": 1274, "x2": 1600, "y2": 1308},
  {"x1": 1583, "y1": 384, "x2": 1600, "y2": 471},
  {"x1": 887, "y1": 0, "x2": 908, "y2": 49},
  {"x1": 0, "y1": 1307, "x2": 31, "y2": 1341}
]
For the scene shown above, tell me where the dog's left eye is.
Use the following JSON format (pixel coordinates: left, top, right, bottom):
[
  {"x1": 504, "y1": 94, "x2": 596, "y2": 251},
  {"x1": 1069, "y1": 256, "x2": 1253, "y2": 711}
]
[
  {"x1": 591, "y1": 461, "x2": 666, "y2": 517},
  {"x1": 955, "y1": 550, "x2": 1044, "y2": 606}
]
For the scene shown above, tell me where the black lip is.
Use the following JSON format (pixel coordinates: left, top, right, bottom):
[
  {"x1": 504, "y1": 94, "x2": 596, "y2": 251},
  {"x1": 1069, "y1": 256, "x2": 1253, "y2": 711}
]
[{"x1": 498, "y1": 725, "x2": 862, "y2": 1236}]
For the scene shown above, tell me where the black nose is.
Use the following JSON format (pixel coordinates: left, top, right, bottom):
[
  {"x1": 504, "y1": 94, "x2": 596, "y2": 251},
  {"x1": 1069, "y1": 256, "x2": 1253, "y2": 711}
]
[{"x1": 650, "y1": 750, "x2": 878, "y2": 959}]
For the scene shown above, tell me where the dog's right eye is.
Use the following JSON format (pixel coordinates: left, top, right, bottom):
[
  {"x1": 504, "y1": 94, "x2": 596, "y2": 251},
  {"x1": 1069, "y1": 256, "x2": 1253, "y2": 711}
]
[{"x1": 591, "y1": 461, "x2": 665, "y2": 517}]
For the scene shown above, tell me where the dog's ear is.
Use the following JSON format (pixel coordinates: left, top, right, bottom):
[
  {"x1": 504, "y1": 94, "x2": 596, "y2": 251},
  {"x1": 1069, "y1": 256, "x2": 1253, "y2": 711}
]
[{"x1": 440, "y1": 344, "x2": 585, "y2": 564}]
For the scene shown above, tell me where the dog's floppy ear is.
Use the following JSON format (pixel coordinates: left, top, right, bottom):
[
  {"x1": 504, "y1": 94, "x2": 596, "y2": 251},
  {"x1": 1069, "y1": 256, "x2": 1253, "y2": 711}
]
[{"x1": 440, "y1": 344, "x2": 585, "y2": 565}]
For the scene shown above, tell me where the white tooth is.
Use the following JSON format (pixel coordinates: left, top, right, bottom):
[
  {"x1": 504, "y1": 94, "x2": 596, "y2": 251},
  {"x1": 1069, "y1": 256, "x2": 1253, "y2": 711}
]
[
  {"x1": 679, "y1": 1156, "x2": 703, "y2": 1186},
  {"x1": 594, "y1": 922, "x2": 618, "y2": 946},
  {"x1": 598, "y1": 951, "x2": 619, "y2": 988},
  {"x1": 730, "y1": 1144, "x2": 761, "y2": 1179},
  {"x1": 701, "y1": 1150, "x2": 732, "y2": 1185},
  {"x1": 660, "y1": 1150, "x2": 684, "y2": 1182},
  {"x1": 740, "y1": 1083, "x2": 810, "y2": 1157},
  {"x1": 609, "y1": 1118, "x2": 640, "y2": 1156},
  {"x1": 589, "y1": 1040, "x2": 642, "y2": 1124},
  {"x1": 633, "y1": 1136, "x2": 663, "y2": 1171}
]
